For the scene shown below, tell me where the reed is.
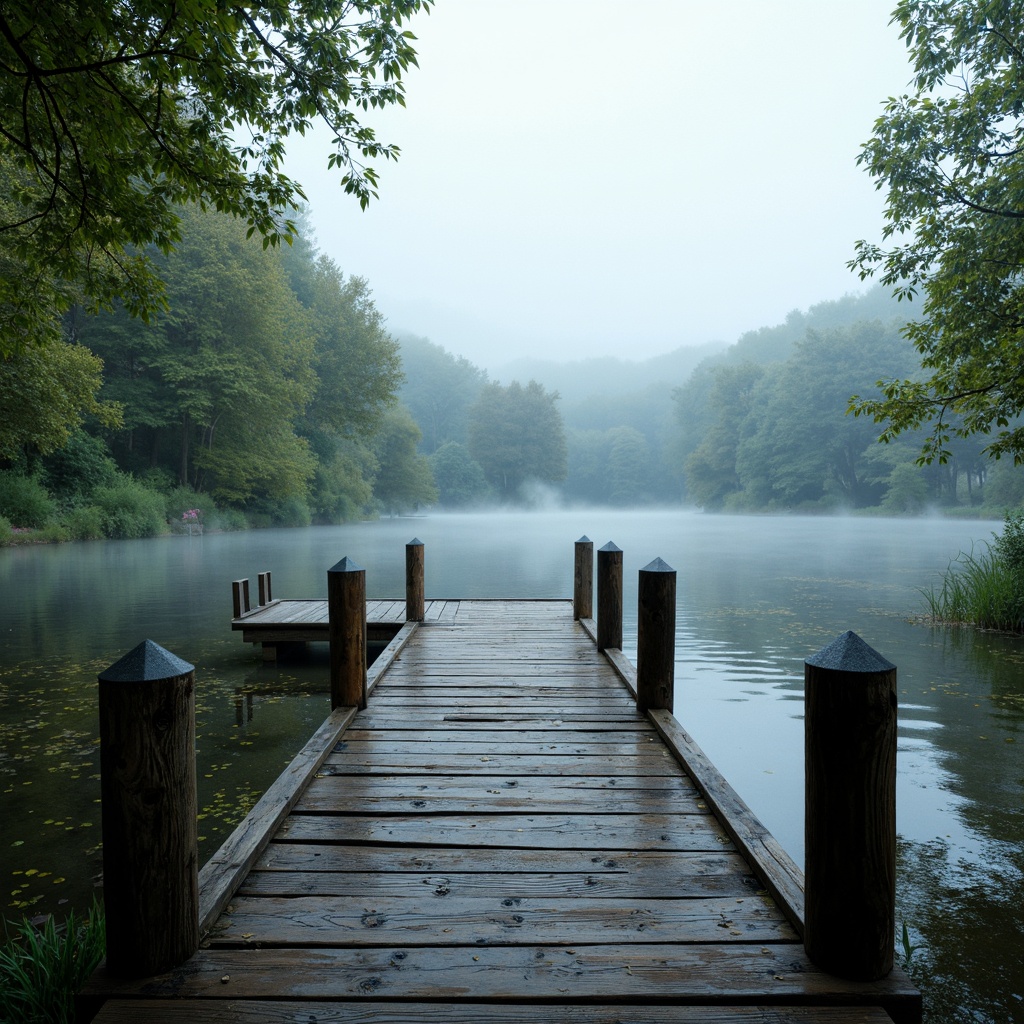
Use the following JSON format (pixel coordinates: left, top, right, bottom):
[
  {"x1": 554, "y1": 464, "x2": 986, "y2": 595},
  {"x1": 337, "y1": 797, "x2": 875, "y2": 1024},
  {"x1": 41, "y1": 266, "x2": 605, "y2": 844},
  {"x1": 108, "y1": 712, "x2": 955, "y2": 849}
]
[
  {"x1": 922, "y1": 512, "x2": 1024, "y2": 631},
  {"x1": 0, "y1": 903, "x2": 104, "y2": 1024}
]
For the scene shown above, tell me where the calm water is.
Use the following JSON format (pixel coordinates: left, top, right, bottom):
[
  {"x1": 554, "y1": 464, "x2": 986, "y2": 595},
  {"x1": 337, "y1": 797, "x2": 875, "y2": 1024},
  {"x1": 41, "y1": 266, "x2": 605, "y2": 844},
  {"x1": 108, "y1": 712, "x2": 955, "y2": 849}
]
[{"x1": 1, "y1": 510, "x2": 1021, "y2": 1022}]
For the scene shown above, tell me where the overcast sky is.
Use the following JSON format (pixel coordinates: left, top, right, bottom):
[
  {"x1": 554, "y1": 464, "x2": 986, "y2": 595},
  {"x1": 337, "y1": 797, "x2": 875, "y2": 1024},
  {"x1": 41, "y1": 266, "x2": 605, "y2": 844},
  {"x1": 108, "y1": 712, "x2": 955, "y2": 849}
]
[{"x1": 285, "y1": 1, "x2": 916, "y2": 371}]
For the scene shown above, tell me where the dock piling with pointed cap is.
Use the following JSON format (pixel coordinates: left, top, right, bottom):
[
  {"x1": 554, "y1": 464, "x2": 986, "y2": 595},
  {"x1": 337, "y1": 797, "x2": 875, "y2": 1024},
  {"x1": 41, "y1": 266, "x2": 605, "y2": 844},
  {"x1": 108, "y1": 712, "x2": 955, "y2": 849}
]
[
  {"x1": 573, "y1": 536, "x2": 593, "y2": 620},
  {"x1": 596, "y1": 541, "x2": 623, "y2": 652},
  {"x1": 406, "y1": 538, "x2": 425, "y2": 622},
  {"x1": 804, "y1": 630, "x2": 897, "y2": 981},
  {"x1": 328, "y1": 556, "x2": 367, "y2": 709},
  {"x1": 637, "y1": 557, "x2": 676, "y2": 712},
  {"x1": 98, "y1": 640, "x2": 199, "y2": 978}
]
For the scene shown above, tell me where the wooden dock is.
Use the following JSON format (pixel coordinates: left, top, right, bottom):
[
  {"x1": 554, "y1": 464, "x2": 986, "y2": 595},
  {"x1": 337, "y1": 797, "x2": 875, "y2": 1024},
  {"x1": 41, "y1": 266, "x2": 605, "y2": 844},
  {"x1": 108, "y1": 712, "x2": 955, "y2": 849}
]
[{"x1": 82, "y1": 596, "x2": 921, "y2": 1023}]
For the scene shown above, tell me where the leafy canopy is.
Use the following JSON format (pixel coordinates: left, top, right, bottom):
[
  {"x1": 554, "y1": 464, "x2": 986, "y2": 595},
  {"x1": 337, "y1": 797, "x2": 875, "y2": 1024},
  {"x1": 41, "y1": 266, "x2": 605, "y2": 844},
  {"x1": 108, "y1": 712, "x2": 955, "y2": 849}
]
[
  {"x1": 0, "y1": 0, "x2": 430, "y2": 353},
  {"x1": 850, "y1": 0, "x2": 1024, "y2": 462}
]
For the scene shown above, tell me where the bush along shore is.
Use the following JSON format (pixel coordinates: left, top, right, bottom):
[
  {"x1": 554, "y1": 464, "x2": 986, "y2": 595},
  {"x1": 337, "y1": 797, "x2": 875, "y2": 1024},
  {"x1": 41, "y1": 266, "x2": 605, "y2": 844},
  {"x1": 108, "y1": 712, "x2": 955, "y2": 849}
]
[
  {"x1": 923, "y1": 511, "x2": 1024, "y2": 631},
  {"x1": 0, "y1": 468, "x2": 315, "y2": 546}
]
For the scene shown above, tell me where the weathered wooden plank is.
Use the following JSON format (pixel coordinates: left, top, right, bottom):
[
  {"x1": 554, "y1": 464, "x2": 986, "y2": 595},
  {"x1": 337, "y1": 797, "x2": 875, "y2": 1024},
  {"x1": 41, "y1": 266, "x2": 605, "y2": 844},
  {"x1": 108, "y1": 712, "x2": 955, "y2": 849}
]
[
  {"x1": 648, "y1": 709, "x2": 806, "y2": 937},
  {"x1": 296, "y1": 778, "x2": 703, "y2": 815},
  {"x1": 207, "y1": 894, "x2": 797, "y2": 947},
  {"x1": 341, "y1": 729, "x2": 658, "y2": 745},
  {"x1": 353, "y1": 714, "x2": 652, "y2": 731},
  {"x1": 304, "y1": 775, "x2": 697, "y2": 797},
  {"x1": 81, "y1": 944, "x2": 923, "y2": 1015},
  {"x1": 86, "y1": 1001, "x2": 903, "y2": 1024},
  {"x1": 316, "y1": 755, "x2": 685, "y2": 777},
  {"x1": 196, "y1": 706, "x2": 357, "y2": 935},
  {"x1": 276, "y1": 813, "x2": 732, "y2": 851},
  {"x1": 250, "y1": 843, "x2": 750, "y2": 880},
  {"x1": 333, "y1": 739, "x2": 672, "y2": 757},
  {"x1": 239, "y1": 863, "x2": 760, "y2": 900}
]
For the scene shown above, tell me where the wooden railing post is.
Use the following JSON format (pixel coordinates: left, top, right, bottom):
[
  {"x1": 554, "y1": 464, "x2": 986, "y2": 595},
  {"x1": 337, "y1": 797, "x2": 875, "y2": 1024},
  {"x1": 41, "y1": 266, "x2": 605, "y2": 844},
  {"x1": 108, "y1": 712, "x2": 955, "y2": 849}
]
[
  {"x1": 328, "y1": 556, "x2": 367, "y2": 709},
  {"x1": 231, "y1": 577, "x2": 250, "y2": 618},
  {"x1": 636, "y1": 557, "x2": 675, "y2": 712},
  {"x1": 804, "y1": 630, "x2": 896, "y2": 981},
  {"x1": 573, "y1": 535, "x2": 593, "y2": 620},
  {"x1": 596, "y1": 541, "x2": 623, "y2": 651},
  {"x1": 258, "y1": 570, "x2": 272, "y2": 606},
  {"x1": 406, "y1": 538, "x2": 425, "y2": 622},
  {"x1": 98, "y1": 640, "x2": 199, "y2": 977}
]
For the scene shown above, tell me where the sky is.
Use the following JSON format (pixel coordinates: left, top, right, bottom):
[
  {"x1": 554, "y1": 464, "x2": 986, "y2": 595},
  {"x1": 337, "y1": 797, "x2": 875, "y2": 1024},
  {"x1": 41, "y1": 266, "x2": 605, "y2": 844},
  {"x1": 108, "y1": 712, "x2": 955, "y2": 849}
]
[{"x1": 285, "y1": 1, "x2": 917, "y2": 371}]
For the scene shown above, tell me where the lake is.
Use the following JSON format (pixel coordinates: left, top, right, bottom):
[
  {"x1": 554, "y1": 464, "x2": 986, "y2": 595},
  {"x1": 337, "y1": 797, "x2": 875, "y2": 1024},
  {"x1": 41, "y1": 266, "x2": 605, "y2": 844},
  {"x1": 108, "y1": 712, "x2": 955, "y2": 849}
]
[{"x1": 1, "y1": 509, "x2": 1021, "y2": 1022}]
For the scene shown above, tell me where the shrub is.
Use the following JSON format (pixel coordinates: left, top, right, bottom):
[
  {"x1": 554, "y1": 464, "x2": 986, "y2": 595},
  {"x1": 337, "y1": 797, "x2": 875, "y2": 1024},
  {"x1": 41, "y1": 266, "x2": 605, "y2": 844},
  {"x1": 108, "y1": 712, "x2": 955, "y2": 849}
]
[
  {"x1": 210, "y1": 507, "x2": 248, "y2": 532},
  {"x1": 0, "y1": 902, "x2": 105, "y2": 1024},
  {"x1": 163, "y1": 486, "x2": 216, "y2": 524},
  {"x1": 0, "y1": 515, "x2": 11, "y2": 545},
  {"x1": 39, "y1": 431, "x2": 118, "y2": 501},
  {"x1": 0, "y1": 471, "x2": 55, "y2": 528},
  {"x1": 923, "y1": 511, "x2": 1024, "y2": 631},
  {"x1": 91, "y1": 475, "x2": 166, "y2": 539},
  {"x1": 64, "y1": 504, "x2": 105, "y2": 541}
]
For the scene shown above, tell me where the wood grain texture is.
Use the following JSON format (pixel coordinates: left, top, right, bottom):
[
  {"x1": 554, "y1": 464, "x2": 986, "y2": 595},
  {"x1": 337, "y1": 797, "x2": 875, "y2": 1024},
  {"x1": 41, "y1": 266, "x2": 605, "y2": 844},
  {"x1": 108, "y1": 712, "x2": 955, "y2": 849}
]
[{"x1": 86, "y1": 598, "x2": 919, "y2": 1023}]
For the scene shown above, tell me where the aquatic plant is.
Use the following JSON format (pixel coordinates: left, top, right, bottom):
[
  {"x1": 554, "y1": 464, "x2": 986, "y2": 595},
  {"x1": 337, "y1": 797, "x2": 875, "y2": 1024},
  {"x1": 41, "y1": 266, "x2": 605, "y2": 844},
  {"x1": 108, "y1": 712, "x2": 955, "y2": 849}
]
[
  {"x1": 0, "y1": 902, "x2": 104, "y2": 1023},
  {"x1": 922, "y1": 512, "x2": 1024, "y2": 631}
]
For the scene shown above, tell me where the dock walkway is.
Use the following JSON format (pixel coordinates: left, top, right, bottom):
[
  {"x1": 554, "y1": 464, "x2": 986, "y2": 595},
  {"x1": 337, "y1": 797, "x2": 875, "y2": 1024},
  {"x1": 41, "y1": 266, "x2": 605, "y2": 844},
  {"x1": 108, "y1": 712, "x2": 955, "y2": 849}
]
[{"x1": 84, "y1": 599, "x2": 920, "y2": 1023}]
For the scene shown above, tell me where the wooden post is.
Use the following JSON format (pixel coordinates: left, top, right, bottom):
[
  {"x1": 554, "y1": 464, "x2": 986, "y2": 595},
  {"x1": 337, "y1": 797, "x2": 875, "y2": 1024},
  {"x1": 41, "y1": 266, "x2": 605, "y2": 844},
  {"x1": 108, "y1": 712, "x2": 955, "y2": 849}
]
[
  {"x1": 258, "y1": 570, "x2": 272, "y2": 606},
  {"x1": 406, "y1": 538, "x2": 425, "y2": 622},
  {"x1": 231, "y1": 578, "x2": 250, "y2": 618},
  {"x1": 637, "y1": 557, "x2": 675, "y2": 712},
  {"x1": 328, "y1": 556, "x2": 367, "y2": 709},
  {"x1": 804, "y1": 630, "x2": 897, "y2": 981},
  {"x1": 573, "y1": 535, "x2": 593, "y2": 620},
  {"x1": 596, "y1": 541, "x2": 623, "y2": 651},
  {"x1": 98, "y1": 641, "x2": 199, "y2": 978}
]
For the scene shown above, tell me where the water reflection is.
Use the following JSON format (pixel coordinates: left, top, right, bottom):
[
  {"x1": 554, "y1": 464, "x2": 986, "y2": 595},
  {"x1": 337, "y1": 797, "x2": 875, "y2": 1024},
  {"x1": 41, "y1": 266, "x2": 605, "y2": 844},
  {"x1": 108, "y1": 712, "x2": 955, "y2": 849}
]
[{"x1": 1, "y1": 512, "x2": 1022, "y2": 1021}]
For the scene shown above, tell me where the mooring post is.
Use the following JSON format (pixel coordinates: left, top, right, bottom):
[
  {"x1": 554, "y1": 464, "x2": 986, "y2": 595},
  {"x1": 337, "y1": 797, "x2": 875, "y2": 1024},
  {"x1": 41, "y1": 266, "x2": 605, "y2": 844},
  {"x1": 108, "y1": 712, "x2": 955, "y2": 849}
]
[
  {"x1": 573, "y1": 535, "x2": 593, "y2": 620},
  {"x1": 596, "y1": 541, "x2": 623, "y2": 651},
  {"x1": 328, "y1": 556, "x2": 367, "y2": 709},
  {"x1": 98, "y1": 640, "x2": 199, "y2": 978},
  {"x1": 637, "y1": 557, "x2": 675, "y2": 712},
  {"x1": 804, "y1": 630, "x2": 897, "y2": 981},
  {"x1": 406, "y1": 538, "x2": 425, "y2": 622},
  {"x1": 257, "y1": 570, "x2": 272, "y2": 606},
  {"x1": 231, "y1": 577, "x2": 250, "y2": 618}
]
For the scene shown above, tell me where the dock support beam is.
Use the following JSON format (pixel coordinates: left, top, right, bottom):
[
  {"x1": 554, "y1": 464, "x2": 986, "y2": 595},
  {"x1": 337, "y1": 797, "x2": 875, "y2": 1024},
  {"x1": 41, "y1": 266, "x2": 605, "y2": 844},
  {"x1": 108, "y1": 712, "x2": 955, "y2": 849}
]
[
  {"x1": 328, "y1": 557, "x2": 367, "y2": 709},
  {"x1": 637, "y1": 557, "x2": 675, "y2": 712},
  {"x1": 596, "y1": 541, "x2": 623, "y2": 651},
  {"x1": 804, "y1": 630, "x2": 896, "y2": 981},
  {"x1": 98, "y1": 641, "x2": 199, "y2": 978},
  {"x1": 406, "y1": 538, "x2": 425, "y2": 622},
  {"x1": 573, "y1": 536, "x2": 593, "y2": 620}
]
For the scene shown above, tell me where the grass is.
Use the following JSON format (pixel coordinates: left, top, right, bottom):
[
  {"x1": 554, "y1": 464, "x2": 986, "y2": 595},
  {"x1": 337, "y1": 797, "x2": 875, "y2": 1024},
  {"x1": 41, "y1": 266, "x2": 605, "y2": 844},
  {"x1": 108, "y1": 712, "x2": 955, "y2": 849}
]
[
  {"x1": 922, "y1": 512, "x2": 1024, "y2": 631},
  {"x1": 0, "y1": 903, "x2": 104, "y2": 1024}
]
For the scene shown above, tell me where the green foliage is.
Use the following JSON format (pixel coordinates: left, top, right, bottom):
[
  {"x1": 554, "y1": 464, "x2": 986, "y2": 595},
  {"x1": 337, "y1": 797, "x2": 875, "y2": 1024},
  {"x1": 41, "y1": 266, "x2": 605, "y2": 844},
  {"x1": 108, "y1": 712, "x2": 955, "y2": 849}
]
[
  {"x1": 850, "y1": 1, "x2": 1024, "y2": 462},
  {"x1": 90, "y1": 475, "x2": 166, "y2": 539},
  {"x1": 163, "y1": 487, "x2": 216, "y2": 526},
  {"x1": 397, "y1": 335, "x2": 489, "y2": 453},
  {"x1": 0, "y1": 0, "x2": 431, "y2": 354},
  {"x1": 468, "y1": 380, "x2": 568, "y2": 501},
  {"x1": 0, "y1": 901, "x2": 104, "y2": 1024},
  {"x1": 63, "y1": 505, "x2": 105, "y2": 541},
  {"x1": 0, "y1": 514, "x2": 11, "y2": 544},
  {"x1": 431, "y1": 442, "x2": 489, "y2": 507},
  {"x1": 371, "y1": 406, "x2": 438, "y2": 515},
  {"x1": 39, "y1": 431, "x2": 118, "y2": 501},
  {"x1": 0, "y1": 343, "x2": 120, "y2": 460},
  {"x1": 0, "y1": 471, "x2": 55, "y2": 528},
  {"x1": 924, "y1": 513, "x2": 1024, "y2": 630}
]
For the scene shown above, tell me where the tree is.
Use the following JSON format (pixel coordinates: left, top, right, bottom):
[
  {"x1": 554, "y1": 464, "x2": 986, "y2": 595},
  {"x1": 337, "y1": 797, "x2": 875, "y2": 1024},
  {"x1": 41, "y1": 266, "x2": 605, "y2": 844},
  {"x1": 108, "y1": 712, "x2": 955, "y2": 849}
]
[
  {"x1": 0, "y1": 340, "x2": 120, "y2": 461},
  {"x1": 0, "y1": 0, "x2": 430, "y2": 354},
  {"x1": 468, "y1": 380, "x2": 567, "y2": 501},
  {"x1": 431, "y1": 442, "x2": 489, "y2": 507},
  {"x1": 850, "y1": 0, "x2": 1024, "y2": 462},
  {"x1": 397, "y1": 335, "x2": 488, "y2": 453},
  {"x1": 370, "y1": 405, "x2": 437, "y2": 514}
]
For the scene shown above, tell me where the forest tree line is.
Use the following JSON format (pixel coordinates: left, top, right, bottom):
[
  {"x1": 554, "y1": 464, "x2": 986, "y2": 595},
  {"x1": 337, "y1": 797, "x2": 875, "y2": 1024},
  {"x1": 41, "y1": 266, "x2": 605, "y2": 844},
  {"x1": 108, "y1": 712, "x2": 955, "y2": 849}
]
[{"x1": 4, "y1": 205, "x2": 1024, "y2": 539}]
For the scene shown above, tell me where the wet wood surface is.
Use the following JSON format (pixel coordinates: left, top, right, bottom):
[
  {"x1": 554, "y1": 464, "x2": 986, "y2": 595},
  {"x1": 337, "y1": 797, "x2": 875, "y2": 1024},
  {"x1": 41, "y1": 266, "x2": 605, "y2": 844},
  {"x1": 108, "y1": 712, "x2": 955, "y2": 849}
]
[{"x1": 87, "y1": 600, "x2": 920, "y2": 1023}]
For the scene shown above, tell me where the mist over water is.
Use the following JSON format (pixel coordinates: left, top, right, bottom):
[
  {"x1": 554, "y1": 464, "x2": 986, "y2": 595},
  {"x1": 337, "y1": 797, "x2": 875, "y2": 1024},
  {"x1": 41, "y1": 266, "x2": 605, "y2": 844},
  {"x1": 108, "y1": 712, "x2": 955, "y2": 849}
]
[{"x1": 1, "y1": 509, "x2": 1020, "y2": 1020}]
